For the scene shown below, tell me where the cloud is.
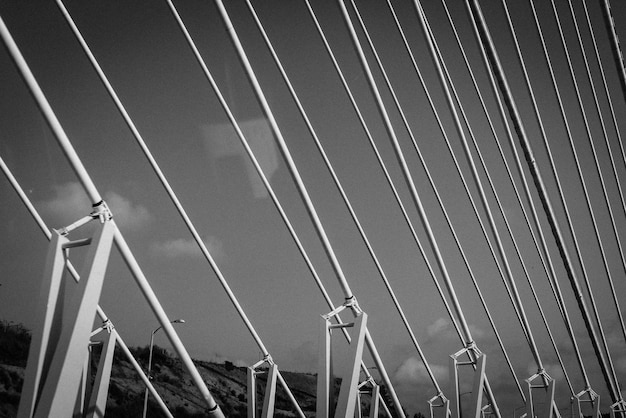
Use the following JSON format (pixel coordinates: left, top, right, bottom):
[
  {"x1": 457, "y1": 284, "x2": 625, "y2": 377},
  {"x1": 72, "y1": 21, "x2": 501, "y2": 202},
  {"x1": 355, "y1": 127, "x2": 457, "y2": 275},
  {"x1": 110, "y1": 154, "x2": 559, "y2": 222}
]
[
  {"x1": 104, "y1": 191, "x2": 152, "y2": 229},
  {"x1": 152, "y1": 235, "x2": 225, "y2": 261},
  {"x1": 38, "y1": 182, "x2": 152, "y2": 230},
  {"x1": 39, "y1": 182, "x2": 90, "y2": 223},
  {"x1": 427, "y1": 317, "x2": 485, "y2": 341},
  {"x1": 394, "y1": 356, "x2": 447, "y2": 385},
  {"x1": 428, "y1": 317, "x2": 451, "y2": 338}
]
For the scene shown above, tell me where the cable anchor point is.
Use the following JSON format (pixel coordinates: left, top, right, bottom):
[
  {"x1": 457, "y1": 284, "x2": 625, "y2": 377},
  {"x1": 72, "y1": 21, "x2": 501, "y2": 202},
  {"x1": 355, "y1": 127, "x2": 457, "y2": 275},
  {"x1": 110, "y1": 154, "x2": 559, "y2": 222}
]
[{"x1": 55, "y1": 200, "x2": 113, "y2": 236}]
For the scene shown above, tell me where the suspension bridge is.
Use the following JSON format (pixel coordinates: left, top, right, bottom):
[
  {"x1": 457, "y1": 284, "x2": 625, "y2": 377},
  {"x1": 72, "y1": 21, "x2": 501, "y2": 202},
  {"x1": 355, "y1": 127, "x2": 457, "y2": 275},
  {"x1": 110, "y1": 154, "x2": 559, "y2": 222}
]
[{"x1": 1, "y1": 0, "x2": 626, "y2": 417}]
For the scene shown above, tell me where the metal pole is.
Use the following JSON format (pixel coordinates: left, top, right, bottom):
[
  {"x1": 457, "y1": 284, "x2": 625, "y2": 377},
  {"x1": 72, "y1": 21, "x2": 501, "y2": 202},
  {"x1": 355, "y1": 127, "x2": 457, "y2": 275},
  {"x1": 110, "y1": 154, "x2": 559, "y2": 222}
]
[{"x1": 143, "y1": 320, "x2": 184, "y2": 418}]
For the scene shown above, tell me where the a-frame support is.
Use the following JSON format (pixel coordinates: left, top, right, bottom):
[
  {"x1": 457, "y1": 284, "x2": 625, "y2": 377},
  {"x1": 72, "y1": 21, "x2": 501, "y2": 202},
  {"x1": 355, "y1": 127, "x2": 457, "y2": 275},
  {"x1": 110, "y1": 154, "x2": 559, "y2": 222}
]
[
  {"x1": 317, "y1": 304, "x2": 368, "y2": 418},
  {"x1": 247, "y1": 357, "x2": 278, "y2": 418},
  {"x1": 449, "y1": 345, "x2": 488, "y2": 418},
  {"x1": 18, "y1": 217, "x2": 115, "y2": 418},
  {"x1": 428, "y1": 392, "x2": 450, "y2": 418},
  {"x1": 573, "y1": 387, "x2": 600, "y2": 418},
  {"x1": 524, "y1": 370, "x2": 556, "y2": 418}
]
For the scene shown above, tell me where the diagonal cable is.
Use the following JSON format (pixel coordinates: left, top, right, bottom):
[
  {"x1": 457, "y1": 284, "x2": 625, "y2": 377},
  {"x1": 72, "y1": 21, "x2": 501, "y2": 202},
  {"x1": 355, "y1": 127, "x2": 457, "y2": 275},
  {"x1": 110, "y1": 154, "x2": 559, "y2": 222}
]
[
  {"x1": 243, "y1": 0, "x2": 446, "y2": 399},
  {"x1": 464, "y1": 0, "x2": 621, "y2": 403},
  {"x1": 350, "y1": 0, "x2": 526, "y2": 400},
  {"x1": 214, "y1": 2, "x2": 406, "y2": 415}
]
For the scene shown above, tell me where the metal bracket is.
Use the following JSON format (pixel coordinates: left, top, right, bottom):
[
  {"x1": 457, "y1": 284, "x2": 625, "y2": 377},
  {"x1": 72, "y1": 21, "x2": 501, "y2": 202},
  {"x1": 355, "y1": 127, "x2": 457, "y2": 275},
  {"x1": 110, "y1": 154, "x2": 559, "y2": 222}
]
[
  {"x1": 55, "y1": 200, "x2": 113, "y2": 236},
  {"x1": 322, "y1": 296, "x2": 361, "y2": 321}
]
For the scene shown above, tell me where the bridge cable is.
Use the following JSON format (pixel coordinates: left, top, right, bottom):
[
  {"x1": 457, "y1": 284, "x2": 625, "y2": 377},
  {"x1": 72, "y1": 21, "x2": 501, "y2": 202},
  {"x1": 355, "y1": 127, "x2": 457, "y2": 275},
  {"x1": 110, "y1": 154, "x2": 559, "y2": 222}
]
[
  {"x1": 55, "y1": 2, "x2": 307, "y2": 414},
  {"x1": 420, "y1": 1, "x2": 575, "y2": 395},
  {"x1": 351, "y1": 0, "x2": 526, "y2": 400},
  {"x1": 302, "y1": 0, "x2": 466, "y2": 350},
  {"x1": 539, "y1": 0, "x2": 623, "y2": 395},
  {"x1": 465, "y1": 0, "x2": 621, "y2": 402},
  {"x1": 243, "y1": 0, "x2": 446, "y2": 399},
  {"x1": 581, "y1": 0, "x2": 626, "y2": 229},
  {"x1": 163, "y1": 2, "x2": 394, "y2": 413},
  {"x1": 565, "y1": 0, "x2": 626, "y2": 346},
  {"x1": 599, "y1": 0, "x2": 626, "y2": 105},
  {"x1": 215, "y1": 2, "x2": 406, "y2": 415},
  {"x1": 412, "y1": 0, "x2": 547, "y2": 374}
]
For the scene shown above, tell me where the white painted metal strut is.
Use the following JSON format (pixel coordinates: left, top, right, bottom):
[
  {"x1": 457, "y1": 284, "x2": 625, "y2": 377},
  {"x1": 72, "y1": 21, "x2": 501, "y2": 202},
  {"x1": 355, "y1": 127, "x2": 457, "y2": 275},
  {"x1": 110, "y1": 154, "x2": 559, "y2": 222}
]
[
  {"x1": 0, "y1": 16, "x2": 224, "y2": 416},
  {"x1": 215, "y1": 2, "x2": 405, "y2": 417},
  {"x1": 465, "y1": 0, "x2": 621, "y2": 405}
]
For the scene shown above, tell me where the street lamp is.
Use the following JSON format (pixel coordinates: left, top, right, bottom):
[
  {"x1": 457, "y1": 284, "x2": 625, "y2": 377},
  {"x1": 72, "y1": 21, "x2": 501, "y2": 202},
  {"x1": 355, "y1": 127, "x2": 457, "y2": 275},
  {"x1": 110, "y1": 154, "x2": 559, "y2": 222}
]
[{"x1": 142, "y1": 319, "x2": 185, "y2": 418}]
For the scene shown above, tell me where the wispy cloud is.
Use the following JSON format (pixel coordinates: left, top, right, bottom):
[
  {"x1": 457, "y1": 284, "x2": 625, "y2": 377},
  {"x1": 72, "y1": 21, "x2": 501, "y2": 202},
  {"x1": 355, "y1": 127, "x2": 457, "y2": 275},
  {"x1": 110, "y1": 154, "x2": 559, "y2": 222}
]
[
  {"x1": 38, "y1": 182, "x2": 152, "y2": 230},
  {"x1": 104, "y1": 191, "x2": 152, "y2": 229},
  {"x1": 393, "y1": 356, "x2": 447, "y2": 385},
  {"x1": 151, "y1": 235, "x2": 225, "y2": 262},
  {"x1": 427, "y1": 317, "x2": 485, "y2": 341}
]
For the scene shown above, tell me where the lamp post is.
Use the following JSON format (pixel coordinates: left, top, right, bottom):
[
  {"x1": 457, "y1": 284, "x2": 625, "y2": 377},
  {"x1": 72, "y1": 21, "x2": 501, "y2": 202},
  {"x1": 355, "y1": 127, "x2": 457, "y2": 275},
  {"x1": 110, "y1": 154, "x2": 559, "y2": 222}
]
[{"x1": 142, "y1": 319, "x2": 185, "y2": 418}]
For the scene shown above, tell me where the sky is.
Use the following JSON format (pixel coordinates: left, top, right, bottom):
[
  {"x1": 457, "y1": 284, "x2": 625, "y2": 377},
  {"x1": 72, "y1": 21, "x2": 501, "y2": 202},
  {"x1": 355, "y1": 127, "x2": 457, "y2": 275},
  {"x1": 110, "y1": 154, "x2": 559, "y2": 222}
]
[{"x1": 1, "y1": 0, "x2": 626, "y2": 416}]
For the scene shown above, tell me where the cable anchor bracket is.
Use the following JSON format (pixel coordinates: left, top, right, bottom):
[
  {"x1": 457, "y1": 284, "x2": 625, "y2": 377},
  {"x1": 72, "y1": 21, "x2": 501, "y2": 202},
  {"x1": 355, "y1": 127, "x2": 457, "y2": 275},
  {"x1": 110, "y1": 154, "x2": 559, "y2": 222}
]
[{"x1": 55, "y1": 200, "x2": 113, "y2": 236}]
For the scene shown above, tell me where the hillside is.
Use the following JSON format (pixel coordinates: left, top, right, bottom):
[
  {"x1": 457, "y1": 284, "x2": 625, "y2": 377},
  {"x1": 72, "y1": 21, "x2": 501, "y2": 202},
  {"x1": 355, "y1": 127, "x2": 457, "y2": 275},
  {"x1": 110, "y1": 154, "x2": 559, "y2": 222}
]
[{"x1": 0, "y1": 321, "x2": 340, "y2": 417}]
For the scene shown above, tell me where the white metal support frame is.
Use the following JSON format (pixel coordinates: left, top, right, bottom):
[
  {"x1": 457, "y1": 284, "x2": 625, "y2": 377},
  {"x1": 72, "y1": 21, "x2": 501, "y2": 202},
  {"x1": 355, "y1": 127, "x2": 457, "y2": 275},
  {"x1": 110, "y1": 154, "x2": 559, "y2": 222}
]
[
  {"x1": 317, "y1": 302, "x2": 368, "y2": 418},
  {"x1": 449, "y1": 345, "x2": 488, "y2": 418},
  {"x1": 357, "y1": 378, "x2": 380, "y2": 418},
  {"x1": 85, "y1": 321, "x2": 117, "y2": 418},
  {"x1": 524, "y1": 370, "x2": 556, "y2": 418},
  {"x1": 18, "y1": 211, "x2": 115, "y2": 418},
  {"x1": 428, "y1": 392, "x2": 450, "y2": 418},
  {"x1": 247, "y1": 357, "x2": 278, "y2": 418},
  {"x1": 573, "y1": 387, "x2": 600, "y2": 418}
]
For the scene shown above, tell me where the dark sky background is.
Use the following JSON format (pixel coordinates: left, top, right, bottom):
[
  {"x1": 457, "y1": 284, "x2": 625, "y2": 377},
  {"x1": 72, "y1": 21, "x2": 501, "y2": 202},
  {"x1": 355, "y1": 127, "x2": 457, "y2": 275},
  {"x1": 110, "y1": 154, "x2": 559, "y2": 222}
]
[{"x1": 1, "y1": 0, "x2": 626, "y2": 416}]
